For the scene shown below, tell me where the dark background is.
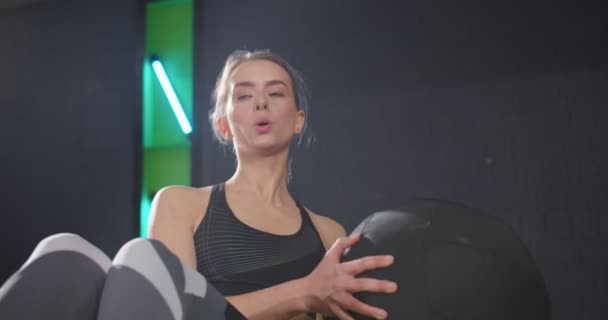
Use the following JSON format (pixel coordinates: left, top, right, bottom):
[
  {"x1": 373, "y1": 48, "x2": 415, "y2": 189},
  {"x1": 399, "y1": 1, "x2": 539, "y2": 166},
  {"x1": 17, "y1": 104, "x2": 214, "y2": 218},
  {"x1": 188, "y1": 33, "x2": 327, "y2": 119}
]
[
  {"x1": 0, "y1": 0, "x2": 141, "y2": 286},
  {"x1": 1, "y1": 0, "x2": 606, "y2": 319}
]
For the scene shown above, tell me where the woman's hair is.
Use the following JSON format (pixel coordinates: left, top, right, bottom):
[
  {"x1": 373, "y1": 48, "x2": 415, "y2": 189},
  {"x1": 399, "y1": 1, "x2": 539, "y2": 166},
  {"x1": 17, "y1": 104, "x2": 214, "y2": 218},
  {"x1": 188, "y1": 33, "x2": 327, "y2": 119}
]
[{"x1": 209, "y1": 49, "x2": 311, "y2": 146}]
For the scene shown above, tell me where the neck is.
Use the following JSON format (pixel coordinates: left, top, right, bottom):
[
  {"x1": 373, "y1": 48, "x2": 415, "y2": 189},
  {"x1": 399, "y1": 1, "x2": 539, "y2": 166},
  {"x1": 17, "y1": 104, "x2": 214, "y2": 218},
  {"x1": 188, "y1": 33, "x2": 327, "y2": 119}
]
[{"x1": 226, "y1": 147, "x2": 291, "y2": 206}]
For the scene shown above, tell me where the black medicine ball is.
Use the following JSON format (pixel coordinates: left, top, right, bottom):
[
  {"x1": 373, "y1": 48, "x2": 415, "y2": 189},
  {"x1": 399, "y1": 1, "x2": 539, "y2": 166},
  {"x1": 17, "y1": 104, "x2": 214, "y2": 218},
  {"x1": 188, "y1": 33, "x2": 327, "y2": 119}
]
[{"x1": 342, "y1": 199, "x2": 551, "y2": 320}]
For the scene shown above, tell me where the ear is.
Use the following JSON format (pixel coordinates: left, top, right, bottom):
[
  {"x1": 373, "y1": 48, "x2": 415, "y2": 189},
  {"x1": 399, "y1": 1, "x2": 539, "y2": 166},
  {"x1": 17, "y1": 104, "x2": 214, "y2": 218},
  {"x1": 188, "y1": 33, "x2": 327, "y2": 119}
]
[
  {"x1": 294, "y1": 109, "x2": 305, "y2": 134},
  {"x1": 216, "y1": 117, "x2": 233, "y2": 140}
]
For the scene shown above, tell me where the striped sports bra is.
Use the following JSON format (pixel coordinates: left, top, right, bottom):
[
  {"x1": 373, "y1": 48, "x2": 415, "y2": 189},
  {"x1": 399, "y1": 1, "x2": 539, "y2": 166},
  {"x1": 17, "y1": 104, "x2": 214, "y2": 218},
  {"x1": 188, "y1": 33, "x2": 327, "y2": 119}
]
[{"x1": 194, "y1": 183, "x2": 326, "y2": 296}]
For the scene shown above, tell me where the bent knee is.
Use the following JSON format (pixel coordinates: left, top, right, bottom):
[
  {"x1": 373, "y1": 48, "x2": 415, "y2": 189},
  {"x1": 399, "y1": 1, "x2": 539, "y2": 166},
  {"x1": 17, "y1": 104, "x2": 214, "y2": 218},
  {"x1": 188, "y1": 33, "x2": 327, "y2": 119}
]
[{"x1": 23, "y1": 233, "x2": 110, "y2": 272}]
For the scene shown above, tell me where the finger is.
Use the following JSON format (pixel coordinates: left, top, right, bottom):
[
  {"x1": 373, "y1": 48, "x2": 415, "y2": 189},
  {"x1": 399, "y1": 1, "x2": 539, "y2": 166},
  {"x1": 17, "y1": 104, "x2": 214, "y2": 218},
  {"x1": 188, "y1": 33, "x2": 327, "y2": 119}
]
[
  {"x1": 346, "y1": 277, "x2": 398, "y2": 294},
  {"x1": 326, "y1": 235, "x2": 361, "y2": 259},
  {"x1": 348, "y1": 232, "x2": 361, "y2": 242},
  {"x1": 329, "y1": 303, "x2": 354, "y2": 320},
  {"x1": 340, "y1": 255, "x2": 394, "y2": 275},
  {"x1": 339, "y1": 293, "x2": 388, "y2": 320}
]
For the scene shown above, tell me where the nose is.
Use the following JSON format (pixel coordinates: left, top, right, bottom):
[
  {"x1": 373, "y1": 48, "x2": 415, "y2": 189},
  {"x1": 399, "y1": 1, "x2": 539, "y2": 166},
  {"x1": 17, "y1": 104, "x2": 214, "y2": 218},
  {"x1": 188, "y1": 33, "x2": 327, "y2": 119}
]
[
  {"x1": 255, "y1": 103, "x2": 268, "y2": 111},
  {"x1": 255, "y1": 96, "x2": 268, "y2": 111}
]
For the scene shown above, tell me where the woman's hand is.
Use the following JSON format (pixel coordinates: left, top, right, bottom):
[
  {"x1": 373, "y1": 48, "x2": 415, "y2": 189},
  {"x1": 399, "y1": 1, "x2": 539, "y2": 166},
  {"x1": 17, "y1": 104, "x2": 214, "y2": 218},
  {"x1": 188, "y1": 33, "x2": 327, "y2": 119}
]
[{"x1": 303, "y1": 234, "x2": 397, "y2": 320}]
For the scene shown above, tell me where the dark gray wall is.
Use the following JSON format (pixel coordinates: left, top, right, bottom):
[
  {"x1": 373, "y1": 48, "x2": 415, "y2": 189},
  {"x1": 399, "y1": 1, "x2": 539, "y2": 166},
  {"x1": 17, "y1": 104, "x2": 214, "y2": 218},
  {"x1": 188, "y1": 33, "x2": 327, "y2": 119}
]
[
  {"x1": 193, "y1": 1, "x2": 607, "y2": 319},
  {"x1": 0, "y1": 0, "x2": 140, "y2": 281}
]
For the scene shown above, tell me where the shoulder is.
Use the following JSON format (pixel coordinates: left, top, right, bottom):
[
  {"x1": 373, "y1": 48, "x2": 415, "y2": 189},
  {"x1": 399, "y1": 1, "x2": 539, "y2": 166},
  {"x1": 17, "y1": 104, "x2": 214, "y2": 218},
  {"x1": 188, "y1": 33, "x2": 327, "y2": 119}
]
[
  {"x1": 149, "y1": 185, "x2": 214, "y2": 230},
  {"x1": 152, "y1": 185, "x2": 212, "y2": 211},
  {"x1": 305, "y1": 208, "x2": 347, "y2": 250},
  {"x1": 153, "y1": 184, "x2": 213, "y2": 200}
]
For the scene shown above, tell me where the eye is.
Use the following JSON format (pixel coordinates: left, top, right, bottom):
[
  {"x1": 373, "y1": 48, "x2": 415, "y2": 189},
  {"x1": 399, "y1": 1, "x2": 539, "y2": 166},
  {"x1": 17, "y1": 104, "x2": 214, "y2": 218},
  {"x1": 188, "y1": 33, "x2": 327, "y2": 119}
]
[
  {"x1": 237, "y1": 94, "x2": 252, "y2": 101},
  {"x1": 269, "y1": 92, "x2": 284, "y2": 97}
]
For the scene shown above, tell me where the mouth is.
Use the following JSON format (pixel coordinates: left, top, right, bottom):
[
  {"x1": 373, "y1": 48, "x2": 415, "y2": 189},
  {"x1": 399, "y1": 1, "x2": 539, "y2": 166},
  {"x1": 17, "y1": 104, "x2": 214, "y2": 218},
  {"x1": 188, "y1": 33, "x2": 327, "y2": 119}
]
[{"x1": 255, "y1": 119, "x2": 272, "y2": 133}]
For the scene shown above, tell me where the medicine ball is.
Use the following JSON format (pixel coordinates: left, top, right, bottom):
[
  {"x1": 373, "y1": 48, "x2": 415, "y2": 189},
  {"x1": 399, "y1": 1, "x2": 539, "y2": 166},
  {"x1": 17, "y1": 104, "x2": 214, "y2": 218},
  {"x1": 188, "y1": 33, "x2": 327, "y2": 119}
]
[{"x1": 342, "y1": 199, "x2": 551, "y2": 320}]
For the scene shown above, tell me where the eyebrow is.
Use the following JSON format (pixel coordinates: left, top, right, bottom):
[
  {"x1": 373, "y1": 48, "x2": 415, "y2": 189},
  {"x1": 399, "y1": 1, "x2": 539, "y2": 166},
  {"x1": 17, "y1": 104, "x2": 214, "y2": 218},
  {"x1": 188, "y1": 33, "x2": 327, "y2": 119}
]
[{"x1": 233, "y1": 80, "x2": 289, "y2": 89}]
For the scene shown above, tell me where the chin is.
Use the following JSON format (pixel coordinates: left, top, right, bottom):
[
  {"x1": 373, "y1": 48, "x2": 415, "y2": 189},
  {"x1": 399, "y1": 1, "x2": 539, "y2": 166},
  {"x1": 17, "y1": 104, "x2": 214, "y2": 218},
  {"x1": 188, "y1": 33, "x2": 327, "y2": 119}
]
[{"x1": 251, "y1": 137, "x2": 290, "y2": 154}]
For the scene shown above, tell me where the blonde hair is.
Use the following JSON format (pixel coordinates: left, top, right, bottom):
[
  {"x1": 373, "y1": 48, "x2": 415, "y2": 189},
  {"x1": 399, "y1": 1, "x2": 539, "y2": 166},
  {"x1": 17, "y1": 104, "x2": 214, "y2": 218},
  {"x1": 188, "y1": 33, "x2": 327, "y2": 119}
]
[{"x1": 209, "y1": 49, "x2": 311, "y2": 146}]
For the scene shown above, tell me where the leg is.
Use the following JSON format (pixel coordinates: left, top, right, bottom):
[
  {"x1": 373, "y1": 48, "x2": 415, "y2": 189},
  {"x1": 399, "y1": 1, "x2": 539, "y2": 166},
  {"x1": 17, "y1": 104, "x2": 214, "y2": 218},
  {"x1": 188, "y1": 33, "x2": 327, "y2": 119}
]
[
  {"x1": 0, "y1": 233, "x2": 111, "y2": 320},
  {"x1": 97, "y1": 238, "x2": 246, "y2": 320}
]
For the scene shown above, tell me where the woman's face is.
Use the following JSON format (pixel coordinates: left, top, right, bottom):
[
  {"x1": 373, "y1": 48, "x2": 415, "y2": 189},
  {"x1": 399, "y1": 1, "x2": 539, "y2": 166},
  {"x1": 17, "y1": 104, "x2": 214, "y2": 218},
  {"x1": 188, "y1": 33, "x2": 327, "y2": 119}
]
[{"x1": 219, "y1": 59, "x2": 305, "y2": 154}]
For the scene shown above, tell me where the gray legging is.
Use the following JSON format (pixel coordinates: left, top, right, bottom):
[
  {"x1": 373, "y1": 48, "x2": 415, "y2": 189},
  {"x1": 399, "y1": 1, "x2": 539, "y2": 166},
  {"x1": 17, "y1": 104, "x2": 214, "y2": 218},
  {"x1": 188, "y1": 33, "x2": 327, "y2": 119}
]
[{"x1": 0, "y1": 233, "x2": 246, "y2": 320}]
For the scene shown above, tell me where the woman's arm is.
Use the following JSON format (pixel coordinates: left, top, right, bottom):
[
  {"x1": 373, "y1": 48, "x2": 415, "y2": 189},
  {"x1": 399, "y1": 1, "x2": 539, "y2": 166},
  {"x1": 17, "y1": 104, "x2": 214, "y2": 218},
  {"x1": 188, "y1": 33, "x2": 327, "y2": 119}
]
[
  {"x1": 225, "y1": 234, "x2": 394, "y2": 320},
  {"x1": 147, "y1": 186, "x2": 202, "y2": 269},
  {"x1": 307, "y1": 212, "x2": 397, "y2": 320}
]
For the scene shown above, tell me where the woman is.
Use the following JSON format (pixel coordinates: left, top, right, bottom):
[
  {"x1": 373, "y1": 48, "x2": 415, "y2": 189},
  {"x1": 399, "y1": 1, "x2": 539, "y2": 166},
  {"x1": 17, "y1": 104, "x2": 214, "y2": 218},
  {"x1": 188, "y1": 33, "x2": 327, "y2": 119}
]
[{"x1": 148, "y1": 50, "x2": 397, "y2": 320}]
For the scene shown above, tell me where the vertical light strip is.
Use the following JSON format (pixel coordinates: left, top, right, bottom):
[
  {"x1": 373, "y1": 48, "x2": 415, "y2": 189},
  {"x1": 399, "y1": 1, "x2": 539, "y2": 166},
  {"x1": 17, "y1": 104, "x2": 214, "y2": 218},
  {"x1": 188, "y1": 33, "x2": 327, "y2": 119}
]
[
  {"x1": 151, "y1": 57, "x2": 192, "y2": 134},
  {"x1": 140, "y1": 191, "x2": 151, "y2": 237}
]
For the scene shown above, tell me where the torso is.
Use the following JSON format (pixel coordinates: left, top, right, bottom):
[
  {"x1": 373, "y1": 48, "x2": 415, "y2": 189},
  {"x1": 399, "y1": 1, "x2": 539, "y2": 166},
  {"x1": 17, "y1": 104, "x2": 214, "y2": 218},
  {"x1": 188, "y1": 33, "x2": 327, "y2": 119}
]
[{"x1": 192, "y1": 183, "x2": 326, "y2": 296}]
